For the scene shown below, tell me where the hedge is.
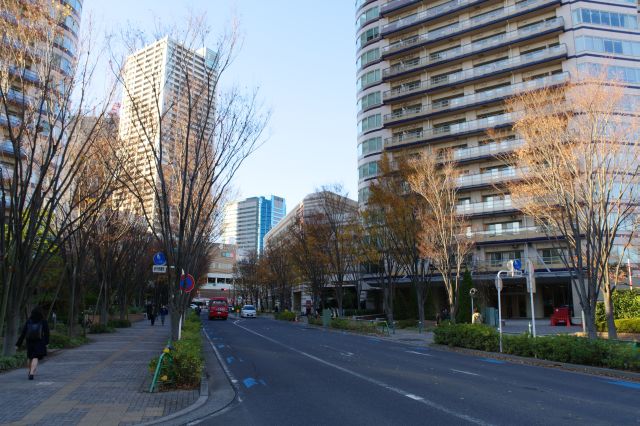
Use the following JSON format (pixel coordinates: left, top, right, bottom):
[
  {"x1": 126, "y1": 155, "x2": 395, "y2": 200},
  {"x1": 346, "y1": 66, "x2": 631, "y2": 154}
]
[
  {"x1": 275, "y1": 311, "x2": 296, "y2": 321},
  {"x1": 307, "y1": 316, "x2": 385, "y2": 335},
  {"x1": 0, "y1": 352, "x2": 27, "y2": 372},
  {"x1": 434, "y1": 323, "x2": 640, "y2": 371},
  {"x1": 597, "y1": 318, "x2": 640, "y2": 333},
  {"x1": 596, "y1": 290, "x2": 640, "y2": 323},
  {"x1": 107, "y1": 319, "x2": 132, "y2": 328},
  {"x1": 89, "y1": 323, "x2": 115, "y2": 334},
  {"x1": 149, "y1": 312, "x2": 203, "y2": 389},
  {"x1": 49, "y1": 332, "x2": 89, "y2": 349}
]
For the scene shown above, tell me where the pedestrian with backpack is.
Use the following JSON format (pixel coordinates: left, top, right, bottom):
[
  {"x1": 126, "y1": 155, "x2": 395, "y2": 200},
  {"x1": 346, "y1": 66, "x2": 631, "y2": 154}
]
[{"x1": 15, "y1": 307, "x2": 50, "y2": 380}]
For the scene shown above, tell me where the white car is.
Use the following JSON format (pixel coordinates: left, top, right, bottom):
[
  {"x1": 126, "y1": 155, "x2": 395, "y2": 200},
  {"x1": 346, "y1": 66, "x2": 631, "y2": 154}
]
[{"x1": 240, "y1": 305, "x2": 257, "y2": 318}]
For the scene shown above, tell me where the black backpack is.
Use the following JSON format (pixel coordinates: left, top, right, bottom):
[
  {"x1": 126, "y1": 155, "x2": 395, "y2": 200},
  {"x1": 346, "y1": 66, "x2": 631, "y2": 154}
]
[{"x1": 25, "y1": 320, "x2": 42, "y2": 341}]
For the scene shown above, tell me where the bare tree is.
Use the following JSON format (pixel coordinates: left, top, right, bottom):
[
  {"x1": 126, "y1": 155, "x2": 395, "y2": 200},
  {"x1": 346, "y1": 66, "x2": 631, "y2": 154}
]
[
  {"x1": 0, "y1": 1, "x2": 117, "y2": 355},
  {"x1": 263, "y1": 235, "x2": 294, "y2": 311},
  {"x1": 111, "y1": 21, "x2": 268, "y2": 340},
  {"x1": 288, "y1": 213, "x2": 329, "y2": 312},
  {"x1": 502, "y1": 74, "x2": 640, "y2": 339},
  {"x1": 408, "y1": 150, "x2": 475, "y2": 323},
  {"x1": 316, "y1": 186, "x2": 358, "y2": 316}
]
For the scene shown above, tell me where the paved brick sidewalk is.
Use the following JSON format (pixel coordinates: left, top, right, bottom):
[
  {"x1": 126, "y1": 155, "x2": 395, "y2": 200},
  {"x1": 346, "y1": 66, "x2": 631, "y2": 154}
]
[{"x1": 0, "y1": 319, "x2": 198, "y2": 426}]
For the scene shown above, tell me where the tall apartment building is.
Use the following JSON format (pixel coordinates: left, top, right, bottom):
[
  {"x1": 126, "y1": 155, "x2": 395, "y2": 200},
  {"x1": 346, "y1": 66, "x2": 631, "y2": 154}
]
[
  {"x1": 115, "y1": 37, "x2": 217, "y2": 222},
  {"x1": 356, "y1": 0, "x2": 640, "y2": 320},
  {"x1": 222, "y1": 195, "x2": 286, "y2": 255},
  {"x1": 1, "y1": 0, "x2": 82, "y2": 160}
]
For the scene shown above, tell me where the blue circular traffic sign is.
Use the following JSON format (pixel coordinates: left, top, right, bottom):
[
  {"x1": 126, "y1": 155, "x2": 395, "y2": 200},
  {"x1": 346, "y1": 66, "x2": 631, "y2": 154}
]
[
  {"x1": 180, "y1": 274, "x2": 195, "y2": 293},
  {"x1": 153, "y1": 252, "x2": 167, "y2": 266},
  {"x1": 513, "y1": 259, "x2": 522, "y2": 271}
]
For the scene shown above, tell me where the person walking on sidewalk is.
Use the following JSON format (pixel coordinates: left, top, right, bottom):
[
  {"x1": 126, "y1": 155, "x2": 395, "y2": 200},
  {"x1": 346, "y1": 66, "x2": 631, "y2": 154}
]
[
  {"x1": 15, "y1": 307, "x2": 50, "y2": 380},
  {"x1": 149, "y1": 305, "x2": 157, "y2": 326},
  {"x1": 160, "y1": 306, "x2": 168, "y2": 326}
]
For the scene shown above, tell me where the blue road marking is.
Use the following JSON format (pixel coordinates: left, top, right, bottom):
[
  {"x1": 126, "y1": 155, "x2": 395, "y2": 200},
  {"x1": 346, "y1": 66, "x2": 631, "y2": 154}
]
[
  {"x1": 607, "y1": 380, "x2": 640, "y2": 390},
  {"x1": 217, "y1": 344, "x2": 225, "y2": 348},
  {"x1": 481, "y1": 358, "x2": 506, "y2": 364},
  {"x1": 243, "y1": 377, "x2": 258, "y2": 388},
  {"x1": 259, "y1": 379, "x2": 267, "y2": 386},
  {"x1": 226, "y1": 356, "x2": 234, "y2": 364}
]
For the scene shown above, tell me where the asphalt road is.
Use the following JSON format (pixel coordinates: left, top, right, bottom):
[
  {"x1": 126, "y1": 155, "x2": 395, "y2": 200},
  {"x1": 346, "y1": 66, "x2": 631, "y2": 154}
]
[{"x1": 197, "y1": 315, "x2": 639, "y2": 426}]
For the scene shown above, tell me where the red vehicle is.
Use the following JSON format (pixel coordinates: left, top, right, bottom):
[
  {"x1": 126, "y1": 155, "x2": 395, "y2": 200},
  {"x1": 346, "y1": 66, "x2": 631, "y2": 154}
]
[{"x1": 208, "y1": 297, "x2": 229, "y2": 320}]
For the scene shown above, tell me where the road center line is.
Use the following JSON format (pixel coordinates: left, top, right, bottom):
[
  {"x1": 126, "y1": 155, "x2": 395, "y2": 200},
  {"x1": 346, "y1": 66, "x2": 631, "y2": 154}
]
[
  {"x1": 406, "y1": 350, "x2": 433, "y2": 357},
  {"x1": 451, "y1": 369, "x2": 480, "y2": 377},
  {"x1": 233, "y1": 322, "x2": 492, "y2": 426}
]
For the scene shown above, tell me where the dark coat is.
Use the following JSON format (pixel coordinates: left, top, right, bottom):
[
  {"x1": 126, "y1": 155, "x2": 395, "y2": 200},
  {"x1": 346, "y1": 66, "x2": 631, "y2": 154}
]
[{"x1": 16, "y1": 319, "x2": 50, "y2": 360}]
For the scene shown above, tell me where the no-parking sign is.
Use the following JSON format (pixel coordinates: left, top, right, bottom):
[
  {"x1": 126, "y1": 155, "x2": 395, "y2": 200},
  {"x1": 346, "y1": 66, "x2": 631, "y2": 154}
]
[{"x1": 180, "y1": 274, "x2": 195, "y2": 293}]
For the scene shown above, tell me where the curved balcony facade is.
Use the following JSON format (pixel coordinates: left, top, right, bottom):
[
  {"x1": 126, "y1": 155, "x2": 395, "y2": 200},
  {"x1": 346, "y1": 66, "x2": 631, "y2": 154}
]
[
  {"x1": 382, "y1": 0, "x2": 487, "y2": 36},
  {"x1": 383, "y1": 44, "x2": 567, "y2": 102},
  {"x1": 385, "y1": 112, "x2": 516, "y2": 150},
  {"x1": 382, "y1": 17, "x2": 565, "y2": 74},
  {"x1": 384, "y1": 72, "x2": 569, "y2": 126}
]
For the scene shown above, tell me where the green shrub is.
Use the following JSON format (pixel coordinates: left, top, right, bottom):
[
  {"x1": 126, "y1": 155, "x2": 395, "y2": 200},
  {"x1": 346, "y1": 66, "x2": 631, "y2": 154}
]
[
  {"x1": 434, "y1": 323, "x2": 499, "y2": 352},
  {"x1": 49, "y1": 332, "x2": 89, "y2": 349},
  {"x1": 395, "y1": 319, "x2": 419, "y2": 329},
  {"x1": 275, "y1": 311, "x2": 296, "y2": 321},
  {"x1": 0, "y1": 352, "x2": 27, "y2": 371},
  {"x1": 107, "y1": 319, "x2": 132, "y2": 328},
  {"x1": 596, "y1": 317, "x2": 640, "y2": 333},
  {"x1": 89, "y1": 323, "x2": 115, "y2": 334},
  {"x1": 596, "y1": 290, "x2": 640, "y2": 323},
  {"x1": 435, "y1": 323, "x2": 640, "y2": 371},
  {"x1": 149, "y1": 311, "x2": 203, "y2": 389}
]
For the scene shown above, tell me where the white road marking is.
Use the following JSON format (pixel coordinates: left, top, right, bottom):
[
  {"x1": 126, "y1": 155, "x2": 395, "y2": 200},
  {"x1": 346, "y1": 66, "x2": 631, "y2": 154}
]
[
  {"x1": 451, "y1": 369, "x2": 480, "y2": 377},
  {"x1": 233, "y1": 322, "x2": 492, "y2": 426},
  {"x1": 321, "y1": 345, "x2": 354, "y2": 357},
  {"x1": 406, "y1": 350, "x2": 433, "y2": 357},
  {"x1": 405, "y1": 394, "x2": 424, "y2": 401},
  {"x1": 202, "y1": 329, "x2": 242, "y2": 402}
]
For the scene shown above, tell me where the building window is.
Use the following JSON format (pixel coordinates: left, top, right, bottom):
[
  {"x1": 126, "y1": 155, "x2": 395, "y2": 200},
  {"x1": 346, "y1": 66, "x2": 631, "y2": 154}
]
[
  {"x1": 357, "y1": 27, "x2": 380, "y2": 49},
  {"x1": 572, "y1": 9, "x2": 638, "y2": 30},
  {"x1": 358, "y1": 69, "x2": 381, "y2": 91},
  {"x1": 358, "y1": 92, "x2": 381, "y2": 112},
  {"x1": 358, "y1": 136, "x2": 382, "y2": 157},
  {"x1": 576, "y1": 36, "x2": 640, "y2": 57},
  {"x1": 579, "y1": 63, "x2": 640, "y2": 84},
  {"x1": 357, "y1": 6, "x2": 380, "y2": 29},
  {"x1": 358, "y1": 114, "x2": 382, "y2": 134},
  {"x1": 359, "y1": 161, "x2": 379, "y2": 179},
  {"x1": 357, "y1": 48, "x2": 381, "y2": 69}
]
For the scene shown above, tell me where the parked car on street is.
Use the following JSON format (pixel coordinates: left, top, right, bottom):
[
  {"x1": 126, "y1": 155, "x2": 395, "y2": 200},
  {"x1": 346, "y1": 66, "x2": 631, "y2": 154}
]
[
  {"x1": 240, "y1": 305, "x2": 256, "y2": 318},
  {"x1": 208, "y1": 297, "x2": 229, "y2": 320}
]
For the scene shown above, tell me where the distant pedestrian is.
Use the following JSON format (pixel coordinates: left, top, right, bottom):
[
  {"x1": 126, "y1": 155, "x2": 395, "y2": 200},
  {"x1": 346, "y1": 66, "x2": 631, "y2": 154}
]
[
  {"x1": 472, "y1": 307, "x2": 483, "y2": 325},
  {"x1": 149, "y1": 305, "x2": 156, "y2": 326},
  {"x1": 15, "y1": 307, "x2": 50, "y2": 380},
  {"x1": 160, "y1": 306, "x2": 168, "y2": 326},
  {"x1": 146, "y1": 302, "x2": 152, "y2": 321}
]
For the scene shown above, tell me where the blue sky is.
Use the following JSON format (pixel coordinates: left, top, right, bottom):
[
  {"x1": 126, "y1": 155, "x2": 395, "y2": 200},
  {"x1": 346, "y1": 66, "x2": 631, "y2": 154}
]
[{"x1": 84, "y1": 0, "x2": 358, "y2": 209}]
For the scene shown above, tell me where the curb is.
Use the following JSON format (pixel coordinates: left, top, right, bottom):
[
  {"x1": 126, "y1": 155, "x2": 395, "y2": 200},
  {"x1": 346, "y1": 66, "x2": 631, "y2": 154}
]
[
  {"x1": 430, "y1": 343, "x2": 640, "y2": 382},
  {"x1": 137, "y1": 371, "x2": 209, "y2": 426}
]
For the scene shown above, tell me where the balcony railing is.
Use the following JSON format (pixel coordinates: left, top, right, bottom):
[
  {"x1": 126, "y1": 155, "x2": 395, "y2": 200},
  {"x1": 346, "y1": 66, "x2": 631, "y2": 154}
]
[
  {"x1": 468, "y1": 226, "x2": 545, "y2": 242},
  {"x1": 383, "y1": 44, "x2": 567, "y2": 101},
  {"x1": 457, "y1": 167, "x2": 525, "y2": 188},
  {"x1": 382, "y1": 16, "x2": 564, "y2": 70},
  {"x1": 446, "y1": 138, "x2": 525, "y2": 162},
  {"x1": 380, "y1": 0, "x2": 421, "y2": 15},
  {"x1": 384, "y1": 72, "x2": 569, "y2": 125},
  {"x1": 383, "y1": 0, "x2": 559, "y2": 36},
  {"x1": 8, "y1": 66, "x2": 39, "y2": 83},
  {"x1": 4, "y1": 89, "x2": 32, "y2": 105},
  {"x1": 0, "y1": 115, "x2": 21, "y2": 128},
  {"x1": 382, "y1": 0, "x2": 485, "y2": 35},
  {"x1": 385, "y1": 113, "x2": 515, "y2": 149},
  {"x1": 473, "y1": 256, "x2": 565, "y2": 273},
  {"x1": 456, "y1": 198, "x2": 516, "y2": 215}
]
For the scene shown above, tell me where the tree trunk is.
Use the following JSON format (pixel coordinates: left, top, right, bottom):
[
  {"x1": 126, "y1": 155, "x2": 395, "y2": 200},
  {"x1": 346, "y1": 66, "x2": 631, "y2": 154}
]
[
  {"x1": 170, "y1": 310, "x2": 180, "y2": 341},
  {"x1": 2, "y1": 308, "x2": 20, "y2": 357},
  {"x1": 384, "y1": 281, "x2": 394, "y2": 325},
  {"x1": 602, "y1": 289, "x2": 617, "y2": 340},
  {"x1": 416, "y1": 286, "x2": 426, "y2": 329},
  {"x1": 335, "y1": 283, "x2": 343, "y2": 317}
]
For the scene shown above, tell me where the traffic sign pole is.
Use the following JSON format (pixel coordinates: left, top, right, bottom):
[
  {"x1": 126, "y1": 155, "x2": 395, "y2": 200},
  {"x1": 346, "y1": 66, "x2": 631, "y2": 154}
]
[
  {"x1": 495, "y1": 274, "x2": 504, "y2": 353},
  {"x1": 527, "y1": 259, "x2": 537, "y2": 338}
]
